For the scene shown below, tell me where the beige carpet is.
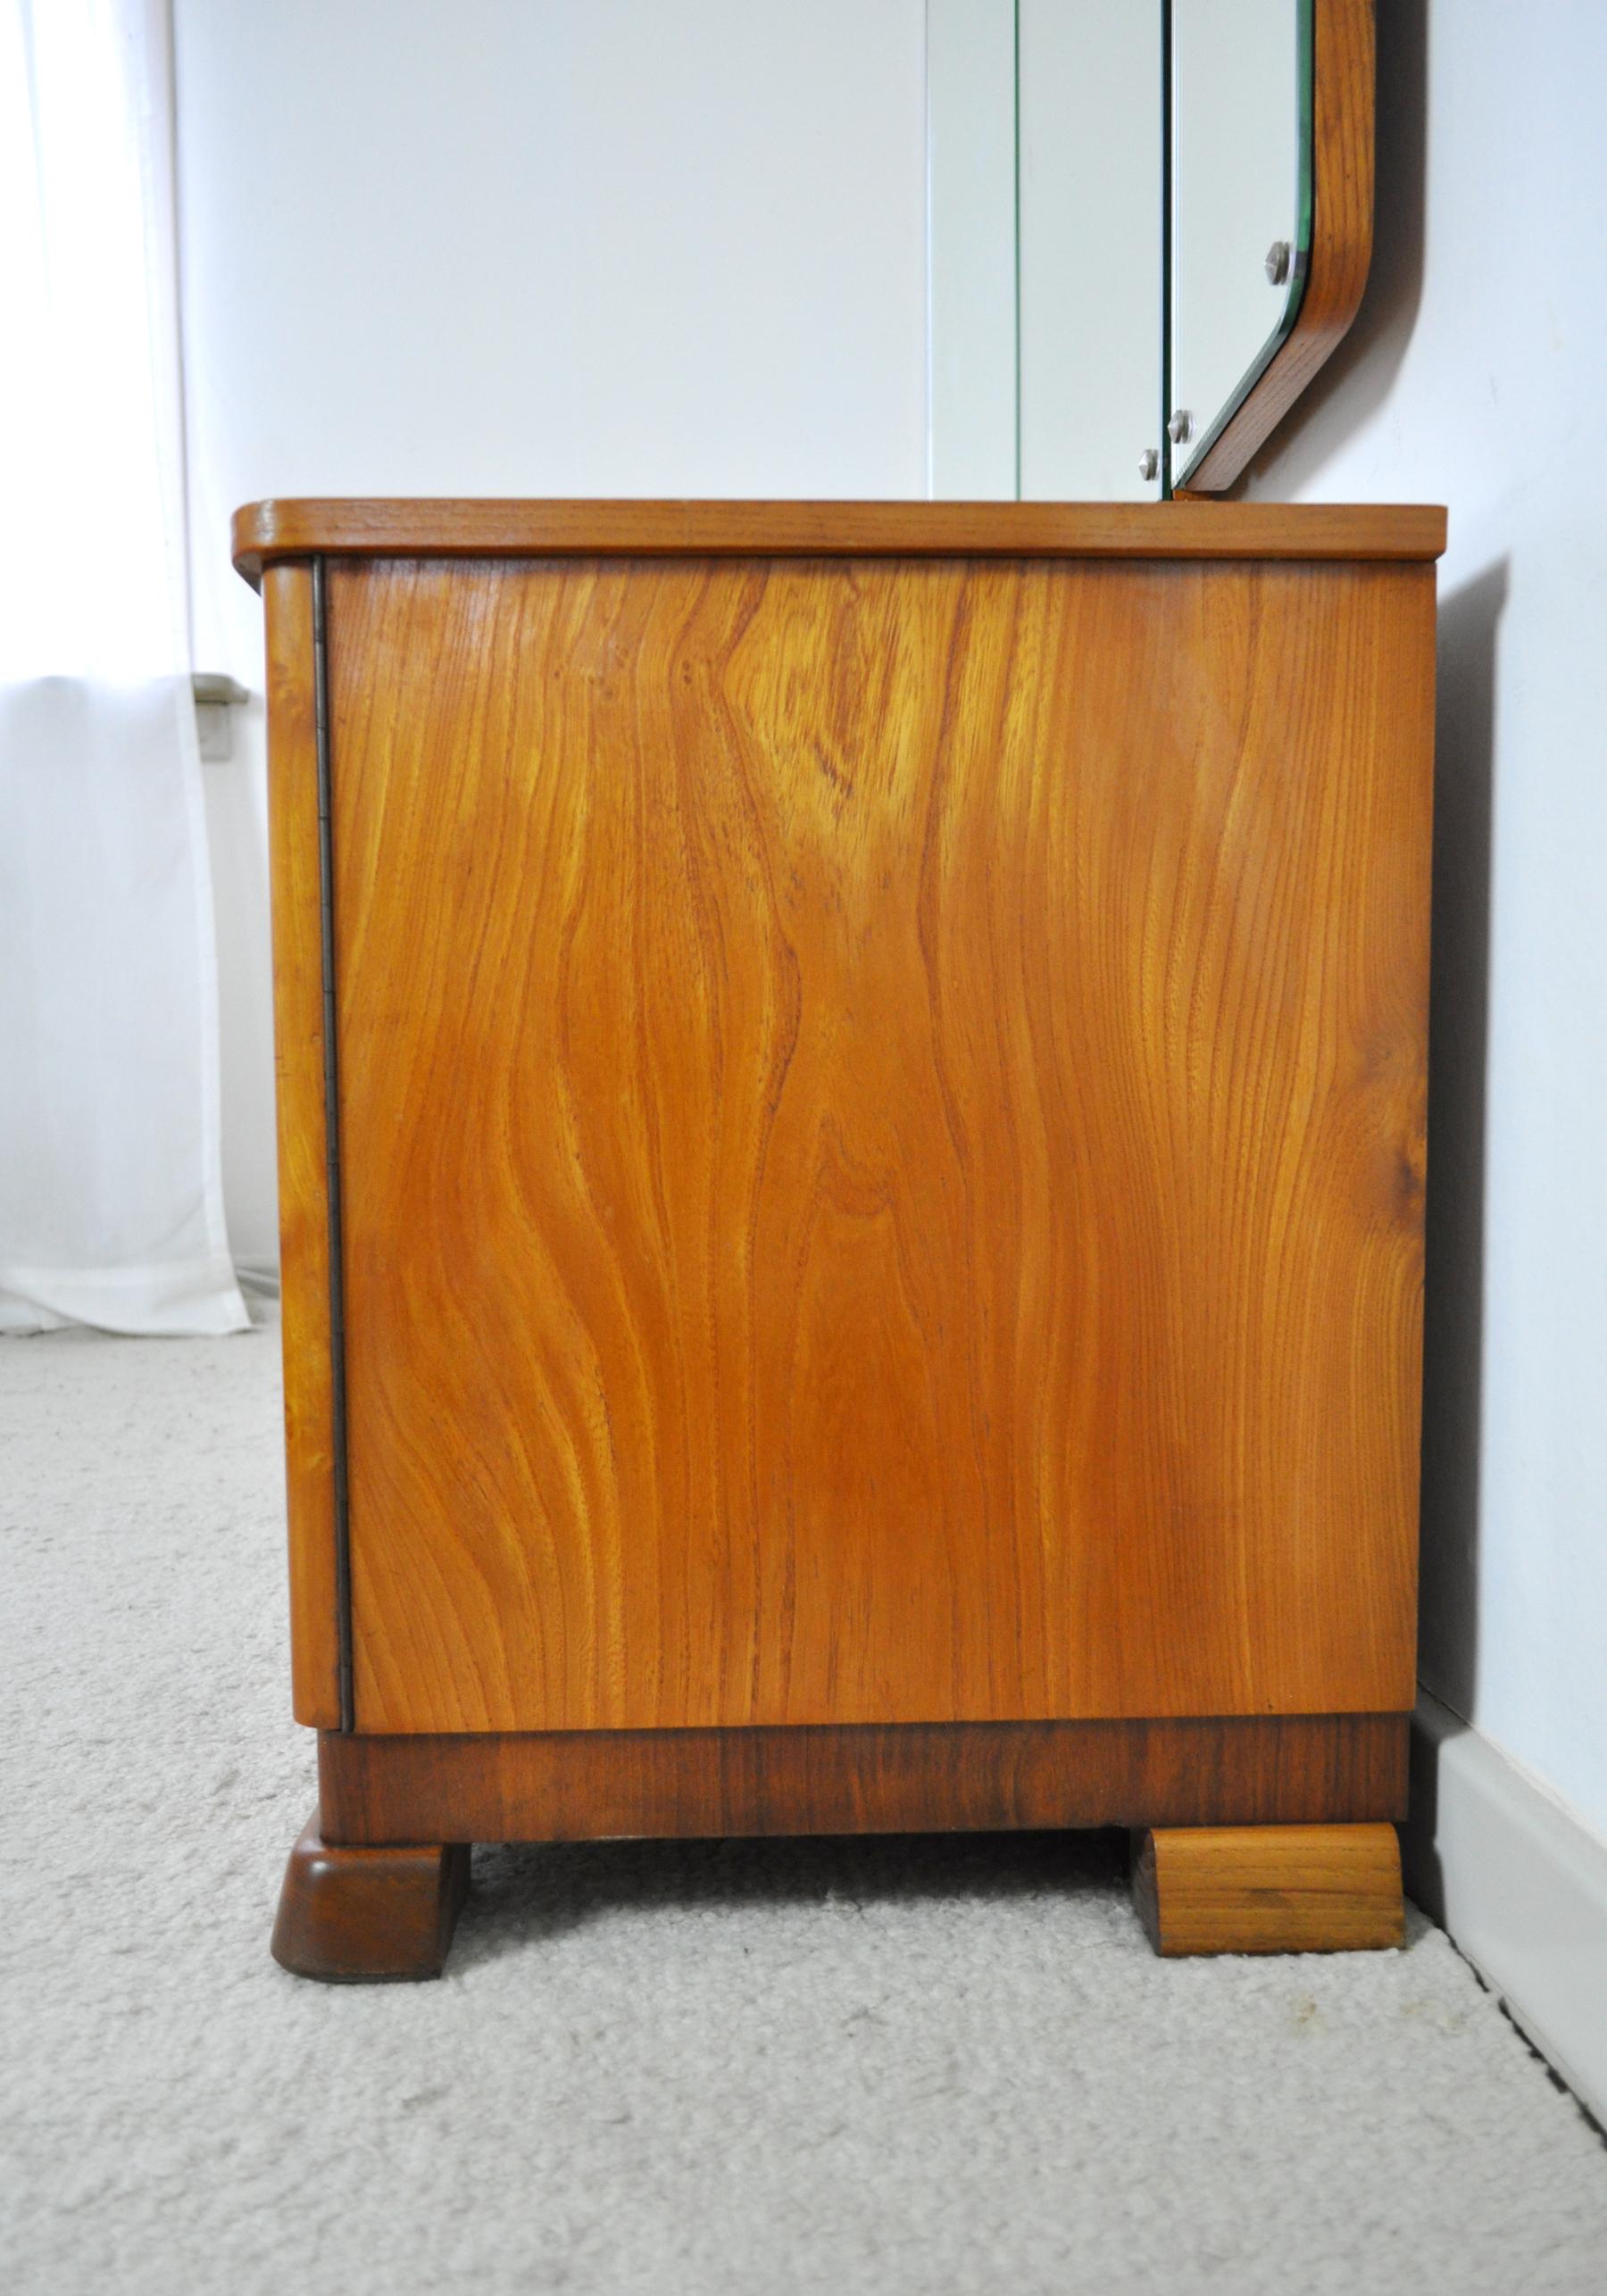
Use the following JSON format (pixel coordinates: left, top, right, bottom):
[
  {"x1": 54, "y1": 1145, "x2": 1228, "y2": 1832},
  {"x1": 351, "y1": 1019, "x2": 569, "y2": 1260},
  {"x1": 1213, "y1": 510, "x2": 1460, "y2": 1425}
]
[{"x1": 4, "y1": 1316, "x2": 1607, "y2": 2294}]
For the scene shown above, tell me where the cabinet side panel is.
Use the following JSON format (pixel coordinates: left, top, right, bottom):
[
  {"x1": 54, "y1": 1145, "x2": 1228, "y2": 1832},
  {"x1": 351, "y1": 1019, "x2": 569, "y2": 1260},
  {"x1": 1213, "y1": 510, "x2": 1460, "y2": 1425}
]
[
  {"x1": 332, "y1": 554, "x2": 1429, "y2": 1734},
  {"x1": 263, "y1": 563, "x2": 340, "y2": 1726}
]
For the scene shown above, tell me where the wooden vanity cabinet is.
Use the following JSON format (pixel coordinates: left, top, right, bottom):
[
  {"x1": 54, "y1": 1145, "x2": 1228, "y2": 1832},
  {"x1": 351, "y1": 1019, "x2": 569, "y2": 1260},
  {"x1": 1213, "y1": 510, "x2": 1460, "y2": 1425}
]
[{"x1": 236, "y1": 499, "x2": 1444, "y2": 1977}]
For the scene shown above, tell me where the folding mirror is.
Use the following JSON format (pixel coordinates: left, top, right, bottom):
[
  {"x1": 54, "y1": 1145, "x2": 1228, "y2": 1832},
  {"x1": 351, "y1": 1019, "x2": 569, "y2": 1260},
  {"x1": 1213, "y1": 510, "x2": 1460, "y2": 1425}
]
[{"x1": 928, "y1": 0, "x2": 1373, "y2": 502}]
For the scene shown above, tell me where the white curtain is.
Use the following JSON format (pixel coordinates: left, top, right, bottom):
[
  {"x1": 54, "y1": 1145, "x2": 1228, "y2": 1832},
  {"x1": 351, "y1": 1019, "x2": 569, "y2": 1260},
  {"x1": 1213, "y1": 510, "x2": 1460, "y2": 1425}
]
[{"x1": 0, "y1": 0, "x2": 246, "y2": 1334}]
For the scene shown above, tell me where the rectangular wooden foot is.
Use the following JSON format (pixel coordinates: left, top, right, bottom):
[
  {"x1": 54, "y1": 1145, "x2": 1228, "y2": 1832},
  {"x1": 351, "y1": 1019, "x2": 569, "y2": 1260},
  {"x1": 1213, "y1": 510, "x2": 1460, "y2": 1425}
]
[{"x1": 1131, "y1": 1823, "x2": 1403, "y2": 1957}]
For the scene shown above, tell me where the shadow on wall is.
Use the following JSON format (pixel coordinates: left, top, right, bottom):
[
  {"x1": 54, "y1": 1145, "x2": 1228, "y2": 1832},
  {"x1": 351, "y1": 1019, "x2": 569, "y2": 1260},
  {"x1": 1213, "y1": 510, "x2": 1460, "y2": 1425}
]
[
  {"x1": 1419, "y1": 561, "x2": 1504, "y2": 1723},
  {"x1": 1236, "y1": 0, "x2": 1429, "y2": 498}
]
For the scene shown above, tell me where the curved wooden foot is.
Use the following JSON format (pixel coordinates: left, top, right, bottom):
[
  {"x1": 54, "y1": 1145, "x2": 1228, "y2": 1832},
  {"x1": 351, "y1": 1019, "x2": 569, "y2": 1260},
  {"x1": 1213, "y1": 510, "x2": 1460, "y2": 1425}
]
[
  {"x1": 1132, "y1": 1822, "x2": 1403, "y2": 1957},
  {"x1": 271, "y1": 1809, "x2": 470, "y2": 1982}
]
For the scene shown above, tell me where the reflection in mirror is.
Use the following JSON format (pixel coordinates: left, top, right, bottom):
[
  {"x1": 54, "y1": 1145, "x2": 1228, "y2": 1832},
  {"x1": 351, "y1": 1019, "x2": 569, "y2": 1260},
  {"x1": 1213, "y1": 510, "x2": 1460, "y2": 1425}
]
[
  {"x1": 1020, "y1": 0, "x2": 1163, "y2": 502},
  {"x1": 1169, "y1": 0, "x2": 1311, "y2": 489}
]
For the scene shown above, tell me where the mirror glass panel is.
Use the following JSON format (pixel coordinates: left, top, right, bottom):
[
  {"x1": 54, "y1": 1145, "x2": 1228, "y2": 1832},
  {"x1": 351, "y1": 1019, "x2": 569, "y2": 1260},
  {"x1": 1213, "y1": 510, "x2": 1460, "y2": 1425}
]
[
  {"x1": 927, "y1": 0, "x2": 1331, "y2": 499},
  {"x1": 1019, "y1": 0, "x2": 1163, "y2": 501}
]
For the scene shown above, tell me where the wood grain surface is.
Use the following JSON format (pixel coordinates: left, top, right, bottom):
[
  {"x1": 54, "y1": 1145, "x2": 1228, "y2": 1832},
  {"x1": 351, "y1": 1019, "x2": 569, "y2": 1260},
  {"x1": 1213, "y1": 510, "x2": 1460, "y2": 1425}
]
[
  {"x1": 230, "y1": 496, "x2": 1444, "y2": 586},
  {"x1": 317, "y1": 1715, "x2": 1407, "y2": 1847},
  {"x1": 263, "y1": 565, "x2": 341, "y2": 1726},
  {"x1": 1185, "y1": 0, "x2": 1376, "y2": 492},
  {"x1": 1131, "y1": 1821, "x2": 1404, "y2": 1955},
  {"x1": 324, "y1": 552, "x2": 1434, "y2": 1734}
]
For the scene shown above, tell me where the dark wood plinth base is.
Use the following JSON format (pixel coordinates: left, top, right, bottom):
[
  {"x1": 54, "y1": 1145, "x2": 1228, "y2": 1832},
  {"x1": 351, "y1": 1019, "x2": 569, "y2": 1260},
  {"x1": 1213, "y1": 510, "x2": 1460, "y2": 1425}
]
[
  {"x1": 1131, "y1": 1823, "x2": 1405, "y2": 1956},
  {"x1": 271, "y1": 1811, "x2": 470, "y2": 1983},
  {"x1": 317, "y1": 1711, "x2": 1407, "y2": 1844},
  {"x1": 271, "y1": 1716, "x2": 1407, "y2": 1979}
]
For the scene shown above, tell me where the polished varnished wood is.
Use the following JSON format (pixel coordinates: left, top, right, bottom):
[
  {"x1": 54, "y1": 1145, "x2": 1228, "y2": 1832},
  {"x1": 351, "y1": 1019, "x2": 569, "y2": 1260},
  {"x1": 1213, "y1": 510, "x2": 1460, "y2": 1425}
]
[
  {"x1": 318, "y1": 1716, "x2": 1406, "y2": 1848},
  {"x1": 1185, "y1": 0, "x2": 1376, "y2": 493},
  {"x1": 263, "y1": 566, "x2": 340, "y2": 1726},
  {"x1": 230, "y1": 496, "x2": 1443, "y2": 586},
  {"x1": 271, "y1": 1811, "x2": 470, "y2": 1982},
  {"x1": 327, "y1": 553, "x2": 1433, "y2": 1735},
  {"x1": 1131, "y1": 1822, "x2": 1403, "y2": 1956}
]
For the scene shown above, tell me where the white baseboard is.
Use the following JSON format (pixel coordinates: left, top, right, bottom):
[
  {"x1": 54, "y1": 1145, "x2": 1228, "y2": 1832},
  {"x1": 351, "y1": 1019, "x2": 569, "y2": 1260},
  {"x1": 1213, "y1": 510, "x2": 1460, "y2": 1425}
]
[{"x1": 1405, "y1": 1692, "x2": 1607, "y2": 2125}]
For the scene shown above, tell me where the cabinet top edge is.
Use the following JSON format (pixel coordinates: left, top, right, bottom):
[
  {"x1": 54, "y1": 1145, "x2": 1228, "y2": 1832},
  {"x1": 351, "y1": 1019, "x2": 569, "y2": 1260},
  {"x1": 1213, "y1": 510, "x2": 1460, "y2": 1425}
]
[{"x1": 232, "y1": 498, "x2": 1447, "y2": 588}]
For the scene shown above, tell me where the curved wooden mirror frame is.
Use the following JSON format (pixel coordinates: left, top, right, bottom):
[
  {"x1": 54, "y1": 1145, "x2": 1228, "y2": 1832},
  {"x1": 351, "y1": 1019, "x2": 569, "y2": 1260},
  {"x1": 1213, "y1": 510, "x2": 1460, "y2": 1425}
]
[{"x1": 1178, "y1": 0, "x2": 1374, "y2": 495}]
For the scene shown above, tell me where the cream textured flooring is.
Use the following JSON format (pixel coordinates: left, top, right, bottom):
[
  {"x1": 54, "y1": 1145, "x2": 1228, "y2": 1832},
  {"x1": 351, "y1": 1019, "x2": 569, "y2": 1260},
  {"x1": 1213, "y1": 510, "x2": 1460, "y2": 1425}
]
[{"x1": 5, "y1": 1318, "x2": 1607, "y2": 2296}]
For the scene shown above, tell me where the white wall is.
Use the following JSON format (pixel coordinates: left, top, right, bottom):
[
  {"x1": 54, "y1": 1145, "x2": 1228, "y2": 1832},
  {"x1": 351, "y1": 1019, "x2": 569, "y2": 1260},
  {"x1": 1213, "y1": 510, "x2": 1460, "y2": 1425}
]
[
  {"x1": 1245, "y1": 0, "x2": 1607, "y2": 1838},
  {"x1": 174, "y1": 0, "x2": 929, "y2": 1267}
]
